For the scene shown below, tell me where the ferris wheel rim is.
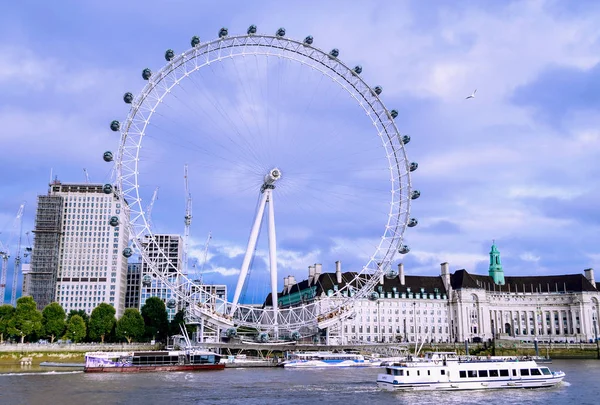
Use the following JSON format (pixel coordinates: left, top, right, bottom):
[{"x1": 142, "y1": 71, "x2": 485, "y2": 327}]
[{"x1": 113, "y1": 30, "x2": 413, "y2": 334}]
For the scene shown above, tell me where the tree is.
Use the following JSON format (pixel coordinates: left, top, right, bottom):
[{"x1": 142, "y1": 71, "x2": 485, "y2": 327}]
[
  {"x1": 89, "y1": 303, "x2": 116, "y2": 343},
  {"x1": 65, "y1": 315, "x2": 86, "y2": 343},
  {"x1": 42, "y1": 303, "x2": 66, "y2": 343},
  {"x1": 0, "y1": 305, "x2": 15, "y2": 343},
  {"x1": 141, "y1": 297, "x2": 169, "y2": 342},
  {"x1": 170, "y1": 309, "x2": 193, "y2": 337},
  {"x1": 116, "y1": 308, "x2": 145, "y2": 343},
  {"x1": 67, "y1": 309, "x2": 90, "y2": 341},
  {"x1": 7, "y1": 296, "x2": 42, "y2": 343}
]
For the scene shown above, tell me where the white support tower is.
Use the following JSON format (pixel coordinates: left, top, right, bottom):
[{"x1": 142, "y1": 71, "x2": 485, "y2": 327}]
[
  {"x1": 230, "y1": 168, "x2": 281, "y2": 339},
  {"x1": 83, "y1": 168, "x2": 90, "y2": 184}
]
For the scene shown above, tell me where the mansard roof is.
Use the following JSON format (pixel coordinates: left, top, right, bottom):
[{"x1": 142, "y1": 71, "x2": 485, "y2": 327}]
[
  {"x1": 263, "y1": 271, "x2": 447, "y2": 306},
  {"x1": 451, "y1": 269, "x2": 597, "y2": 293}
]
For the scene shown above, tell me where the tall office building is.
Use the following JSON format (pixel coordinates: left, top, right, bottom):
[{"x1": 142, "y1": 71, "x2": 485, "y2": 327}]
[
  {"x1": 30, "y1": 180, "x2": 130, "y2": 317},
  {"x1": 140, "y1": 234, "x2": 183, "y2": 321}
]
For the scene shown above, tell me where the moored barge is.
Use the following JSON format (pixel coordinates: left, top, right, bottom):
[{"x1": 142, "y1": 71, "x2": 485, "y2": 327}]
[{"x1": 84, "y1": 350, "x2": 224, "y2": 373}]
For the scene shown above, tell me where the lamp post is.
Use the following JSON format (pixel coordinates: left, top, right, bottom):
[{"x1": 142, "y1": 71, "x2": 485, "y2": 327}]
[{"x1": 593, "y1": 316, "x2": 599, "y2": 360}]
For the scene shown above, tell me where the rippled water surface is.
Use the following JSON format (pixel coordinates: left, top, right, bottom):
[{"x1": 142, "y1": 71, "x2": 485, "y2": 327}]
[{"x1": 0, "y1": 360, "x2": 597, "y2": 405}]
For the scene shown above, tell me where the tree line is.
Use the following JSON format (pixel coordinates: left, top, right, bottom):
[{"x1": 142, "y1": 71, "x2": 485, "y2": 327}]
[{"x1": 0, "y1": 296, "x2": 187, "y2": 344}]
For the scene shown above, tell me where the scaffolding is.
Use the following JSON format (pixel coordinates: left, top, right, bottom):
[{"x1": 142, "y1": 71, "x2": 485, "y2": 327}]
[{"x1": 29, "y1": 195, "x2": 63, "y2": 309}]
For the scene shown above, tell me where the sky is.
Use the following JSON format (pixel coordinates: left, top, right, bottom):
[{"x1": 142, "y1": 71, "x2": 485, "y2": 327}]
[{"x1": 1, "y1": 0, "x2": 600, "y2": 304}]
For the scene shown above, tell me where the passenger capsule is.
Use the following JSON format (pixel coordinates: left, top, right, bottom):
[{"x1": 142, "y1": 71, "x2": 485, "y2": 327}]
[
  {"x1": 110, "y1": 120, "x2": 120, "y2": 132},
  {"x1": 329, "y1": 48, "x2": 339, "y2": 58},
  {"x1": 390, "y1": 110, "x2": 398, "y2": 119},
  {"x1": 276, "y1": 27, "x2": 286, "y2": 37},
  {"x1": 410, "y1": 190, "x2": 421, "y2": 200},
  {"x1": 368, "y1": 291, "x2": 379, "y2": 301},
  {"x1": 398, "y1": 245, "x2": 410, "y2": 254},
  {"x1": 219, "y1": 27, "x2": 228, "y2": 38},
  {"x1": 190, "y1": 35, "x2": 200, "y2": 47},
  {"x1": 142, "y1": 274, "x2": 152, "y2": 287},
  {"x1": 385, "y1": 268, "x2": 399, "y2": 279},
  {"x1": 247, "y1": 25, "x2": 257, "y2": 35},
  {"x1": 408, "y1": 218, "x2": 418, "y2": 227},
  {"x1": 103, "y1": 151, "x2": 114, "y2": 162},
  {"x1": 257, "y1": 332, "x2": 269, "y2": 343},
  {"x1": 291, "y1": 331, "x2": 301, "y2": 341},
  {"x1": 109, "y1": 216, "x2": 119, "y2": 227},
  {"x1": 401, "y1": 135, "x2": 411, "y2": 145},
  {"x1": 123, "y1": 92, "x2": 134, "y2": 104},
  {"x1": 353, "y1": 65, "x2": 362, "y2": 75},
  {"x1": 103, "y1": 184, "x2": 113, "y2": 194},
  {"x1": 123, "y1": 247, "x2": 133, "y2": 258},
  {"x1": 166, "y1": 298, "x2": 176, "y2": 309},
  {"x1": 304, "y1": 35, "x2": 313, "y2": 45},
  {"x1": 409, "y1": 162, "x2": 418, "y2": 172},
  {"x1": 164, "y1": 49, "x2": 175, "y2": 61},
  {"x1": 142, "y1": 68, "x2": 152, "y2": 80},
  {"x1": 373, "y1": 85, "x2": 383, "y2": 95},
  {"x1": 226, "y1": 328, "x2": 238, "y2": 338}
]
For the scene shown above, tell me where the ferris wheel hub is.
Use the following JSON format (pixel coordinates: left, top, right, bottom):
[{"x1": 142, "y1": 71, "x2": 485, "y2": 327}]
[{"x1": 261, "y1": 168, "x2": 281, "y2": 192}]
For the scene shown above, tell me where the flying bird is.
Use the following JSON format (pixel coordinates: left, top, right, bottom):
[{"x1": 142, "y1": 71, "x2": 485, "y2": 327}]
[{"x1": 465, "y1": 89, "x2": 477, "y2": 100}]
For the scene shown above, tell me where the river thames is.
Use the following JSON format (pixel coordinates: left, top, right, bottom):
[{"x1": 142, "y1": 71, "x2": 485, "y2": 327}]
[{"x1": 0, "y1": 360, "x2": 597, "y2": 405}]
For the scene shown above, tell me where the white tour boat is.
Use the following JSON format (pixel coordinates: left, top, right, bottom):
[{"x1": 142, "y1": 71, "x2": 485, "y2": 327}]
[
  {"x1": 282, "y1": 352, "x2": 378, "y2": 368},
  {"x1": 377, "y1": 351, "x2": 565, "y2": 391}
]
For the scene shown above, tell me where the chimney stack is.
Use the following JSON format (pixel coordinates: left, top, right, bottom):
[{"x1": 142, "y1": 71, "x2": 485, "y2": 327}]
[
  {"x1": 441, "y1": 262, "x2": 451, "y2": 294},
  {"x1": 335, "y1": 261, "x2": 342, "y2": 284},
  {"x1": 584, "y1": 268, "x2": 596, "y2": 286},
  {"x1": 398, "y1": 263, "x2": 405, "y2": 285},
  {"x1": 314, "y1": 263, "x2": 322, "y2": 284},
  {"x1": 308, "y1": 265, "x2": 315, "y2": 285},
  {"x1": 288, "y1": 275, "x2": 297, "y2": 291},
  {"x1": 283, "y1": 276, "x2": 290, "y2": 294}
]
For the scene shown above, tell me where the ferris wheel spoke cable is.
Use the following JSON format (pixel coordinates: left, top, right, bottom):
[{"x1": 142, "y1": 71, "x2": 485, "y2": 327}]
[
  {"x1": 202, "y1": 64, "x2": 264, "y2": 162},
  {"x1": 185, "y1": 70, "x2": 264, "y2": 165}
]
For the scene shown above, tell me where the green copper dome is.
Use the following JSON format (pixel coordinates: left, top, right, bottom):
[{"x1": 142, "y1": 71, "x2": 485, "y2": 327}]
[{"x1": 489, "y1": 241, "x2": 505, "y2": 285}]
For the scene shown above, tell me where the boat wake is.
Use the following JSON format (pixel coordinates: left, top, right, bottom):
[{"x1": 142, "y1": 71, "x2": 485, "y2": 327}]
[{"x1": 0, "y1": 370, "x2": 83, "y2": 377}]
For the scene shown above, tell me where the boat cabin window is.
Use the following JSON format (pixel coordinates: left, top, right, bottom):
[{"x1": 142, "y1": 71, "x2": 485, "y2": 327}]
[
  {"x1": 500, "y1": 370, "x2": 509, "y2": 377},
  {"x1": 478, "y1": 370, "x2": 488, "y2": 377},
  {"x1": 520, "y1": 369, "x2": 530, "y2": 376},
  {"x1": 417, "y1": 370, "x2": 420, "y2": 376},
  {"x1": 459, "y1": 371, "x2": 467, "y2": 378},
  {"x1": 388, "y1": 369, "x2": 404, "y2": 376},
  {"x1": 489, "y1": 370, "x2": 499, "y2": 377},
  {"x1": 512, "y1": 370, "x2": 517, "y2": 376},
  {"x1": 541, "y1": 368, "x2": 551, "y2": 376},
  {"x1": 427, "y1": 370, "x2": 430, "y2": 376},
  {"x1": 440, "y1": 369, "x2": 445, "y2": 375},
  {"x1": 530, "y1": 369, "x2": 542, "y2": 376},
  {"x1": 406, "y1": 371, "x2": 410, "y2": 376},
  {"x1": 467, "y1": 370, "x2": 478, "y2": 378}
]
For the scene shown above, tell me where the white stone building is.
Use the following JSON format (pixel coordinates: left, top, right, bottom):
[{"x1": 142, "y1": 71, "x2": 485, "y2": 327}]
[
  {"x1": 270, "y1": 243, "x2": 600, "y2": 344},
  {"x1": 34, "y1": 181, "x2": 130, "y2": 317}
]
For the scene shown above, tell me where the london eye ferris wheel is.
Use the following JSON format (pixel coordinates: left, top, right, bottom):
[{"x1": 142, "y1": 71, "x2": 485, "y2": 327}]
[{"x1": 103, "y1": 26, "x2": 420, "y2": 340}]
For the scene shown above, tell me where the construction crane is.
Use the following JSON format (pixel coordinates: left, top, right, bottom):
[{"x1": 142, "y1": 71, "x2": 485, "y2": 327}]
[
  {"x1": 11, "y1": 204, "x2": 25, "y2": 306},
  {"x1": 145, "y1": 187, "x2": 160, "y2": 230},
  {"x1": 0, "y1": 203, "x2": 25, "y2": 305},
  {"x1": 83, "y1": 168, "x2": 90, "y2": 184},
  {"x1": 198, "y1": 232, "x2": 212, "y2": 284},
  {"x1": 183, "y1": 165, "x2": 192, "y2": 277}
]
